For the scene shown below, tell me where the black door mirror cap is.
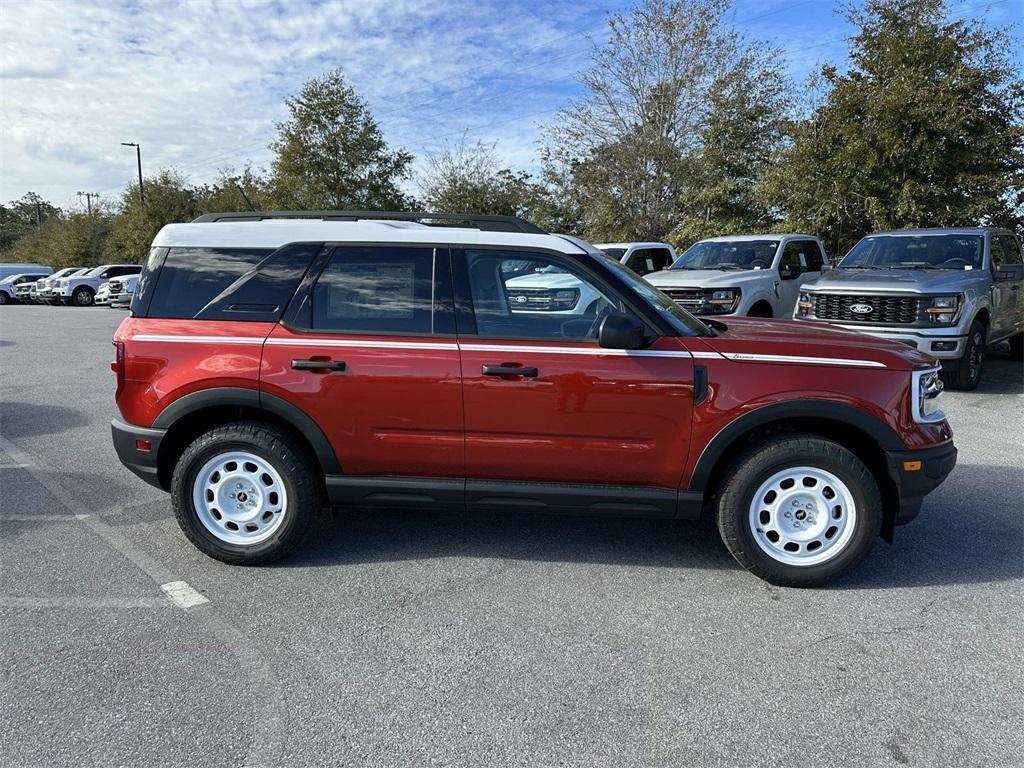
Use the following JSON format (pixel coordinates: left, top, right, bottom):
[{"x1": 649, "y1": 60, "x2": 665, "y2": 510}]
[{"x1": 598, "y1": 312, "x2": 649, "y2": 350}]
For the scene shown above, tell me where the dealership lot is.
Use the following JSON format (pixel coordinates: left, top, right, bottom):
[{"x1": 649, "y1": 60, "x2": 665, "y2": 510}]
[{"x1": 1, "y1": 305, "x2": 1021, "y2": 767}]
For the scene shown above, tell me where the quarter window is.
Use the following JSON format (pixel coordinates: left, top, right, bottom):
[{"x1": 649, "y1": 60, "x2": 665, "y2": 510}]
[
  {"x1": 464, "y1": 250, "x2": 623, "y2": 341},
  {"x1": 148, "y1": 248, "x2": 272, "y2": 319}
]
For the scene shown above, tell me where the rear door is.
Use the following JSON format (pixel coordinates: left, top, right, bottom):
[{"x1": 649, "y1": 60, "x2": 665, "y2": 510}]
[
  {"x1": 990, "y1": 235, "x2": 1023, "y2": 337},
  {"x1": 453, "y1": 247, "x2": 695, "y2": 499},
  {"x1": 260, "y1": 244, "x2": 465, "y2": 490}
]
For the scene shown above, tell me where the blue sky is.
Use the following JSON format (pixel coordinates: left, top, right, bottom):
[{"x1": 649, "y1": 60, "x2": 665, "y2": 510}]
[{"x1": 0, "y1": 0, "x2": 1020, "y2": 209}]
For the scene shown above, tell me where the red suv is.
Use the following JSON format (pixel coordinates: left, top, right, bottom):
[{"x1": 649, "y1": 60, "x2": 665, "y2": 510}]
[{"x1": 111, "y1": 212, "x2": 956, "y2": 586}]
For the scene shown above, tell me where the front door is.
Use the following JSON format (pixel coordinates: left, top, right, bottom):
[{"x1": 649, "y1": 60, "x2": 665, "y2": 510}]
[
  {"x1": 260, "y1": 245, "x2": 464, "y2": 483},
  {"x1": 454, "y1": 248, "x2": 695, "y2": 497}
]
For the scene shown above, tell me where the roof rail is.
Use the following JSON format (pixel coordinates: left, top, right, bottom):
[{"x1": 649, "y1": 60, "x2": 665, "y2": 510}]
[{"x1": 190, "y1": 210, "x2": 547, "y2": 234}]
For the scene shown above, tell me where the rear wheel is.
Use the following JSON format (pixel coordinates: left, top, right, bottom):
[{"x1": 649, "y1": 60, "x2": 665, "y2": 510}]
[
  {"x1": 716, "y1": 434, "x2": 882, "y2": 587},
  {"x1": 171, "y1": 421, "x2": 320, "y2": 565},
  {"x1": 941, "y1": 320, "x2": 985, "y2": 391},
  {"x1": 72, "y1": 286, "x2": 95, "y2": 307}
]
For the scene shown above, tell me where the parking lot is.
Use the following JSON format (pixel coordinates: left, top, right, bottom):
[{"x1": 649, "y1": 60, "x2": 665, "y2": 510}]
[{"x1": 1, "y1": 304, "x2": 1021, "y2": 767}]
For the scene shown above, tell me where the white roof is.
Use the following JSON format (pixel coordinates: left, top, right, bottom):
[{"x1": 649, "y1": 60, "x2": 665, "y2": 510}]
[
  {"x1": 153, "y1": 219, "x2": 585, "y2": 254},
  {"x1": 698, "y1": 234, "x2": 815, "y2": 243},
  {"x1": 594, "y1": 242, "x2": 673, "y2": 249}
]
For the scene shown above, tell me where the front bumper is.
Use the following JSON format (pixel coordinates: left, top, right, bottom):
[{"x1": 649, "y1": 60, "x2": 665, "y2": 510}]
[
  {"x1": 884, "y1": 441, "x2": 957, "y2": 530},
  {"x1": 111, "y1": 418, "x2": 167, "y2": 490},
  {"x1": 109, "y1": 292, "x2": 133, "y2": 306},
  {"x1": 796, "y1": 320, "x2": 967, "y2": 360}
]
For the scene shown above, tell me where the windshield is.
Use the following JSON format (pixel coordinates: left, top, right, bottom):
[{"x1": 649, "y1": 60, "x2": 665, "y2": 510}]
[
  {"x1": 670, "y1": 240, "x2": 779, "y2": 270},
  {"x1": 600, "y1": 256, "x2": 712, "y2": 337},
  {"x1": 840, "y1": 234, "x2": 984, "y2": 270},
  {"x1": 600, "y1": 248, "x2": 627, "y2": 260}
]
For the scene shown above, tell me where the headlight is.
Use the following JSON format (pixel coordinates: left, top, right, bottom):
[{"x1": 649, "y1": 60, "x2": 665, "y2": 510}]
[
  {"x1": 912, "y1": 369, "x2": 945, "y2": 423},
  {"x1": 925, "y1": 295, "x2": 962, "y2": 325},
  {"x1": 703, "y1": 287, "x2": 740, "y2": 314},
  {"x1": 796, "y1": 291, "x2": 813, "y2": 317}
]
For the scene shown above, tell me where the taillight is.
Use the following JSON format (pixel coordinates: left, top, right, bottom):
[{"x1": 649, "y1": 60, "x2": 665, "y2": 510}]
[{"x1": 111, "y1": 340, "x2": 126, "y2": 398}]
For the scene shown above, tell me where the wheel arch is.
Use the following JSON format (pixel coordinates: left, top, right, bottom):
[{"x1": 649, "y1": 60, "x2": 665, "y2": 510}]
[
  {"x1": 690, "y1": 401, "x2": 904, "y2": 539},
  {"x1": 152, "y1": 387, "x2": 341, "y2": 490}
]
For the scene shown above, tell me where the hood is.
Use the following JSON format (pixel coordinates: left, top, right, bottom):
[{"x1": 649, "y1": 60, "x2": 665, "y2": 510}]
[
  {"x1": 645, "y1": 268, "x2": 772, "y2": 289},
  {"x1": 505, "y1": 272, "x2": 584, "y2": 290},
  {"x1": 702, "y1": 317, "x2": 935, "y2": 372},
  {"x1": 807, "y1": 267, "x2": 976, "y2": 294}
]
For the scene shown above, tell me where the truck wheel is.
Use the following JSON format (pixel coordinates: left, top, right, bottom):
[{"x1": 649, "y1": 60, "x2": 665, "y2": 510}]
[
  {"x1": 747, "y1": 302, "x2": 772, "y2": 318},
  {"x1": 0, "y1": 291, "x2": 9, "y2": 305},
  {"x1": 171, "y1": 421, "x2": 320, "y2": 565},
  {"x1": 716, "y1": 434, "x2": 882, "y2": 587},
  {"x1": 942, "y1": 320, "x2": 985, "y2": 391},
  {"x1": 72, "y1": 286, "x2": 95, "y2": 306},
  {"x1": 1010, "y1": 333, "x2": 1023, "y2": 361}
]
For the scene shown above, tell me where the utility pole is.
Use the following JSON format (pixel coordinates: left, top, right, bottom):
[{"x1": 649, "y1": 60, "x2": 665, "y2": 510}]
[
  {"x1": 121, "y1": 142, "x2": 144, "y2": 204},
  {"x1": 76, "y1": 192, "x2": 99, "y2": 215}
]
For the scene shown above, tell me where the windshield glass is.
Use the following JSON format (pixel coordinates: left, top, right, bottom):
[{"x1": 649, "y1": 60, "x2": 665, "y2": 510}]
[
  {"x1": 840, "y1": 234, "x2": 984, "y2": 270},
  {"x1": 600, "y1": 256, "x2": 712, "y2": 337},
  {"x1": 670, "y1": 240, "x2": 778, "y2": 270},
  {"x1": 600, "y1": 248, "x2": 627, "y2": 260},
  {"x1": 85, "y1": 265, "x2": 110, "y2": 277}
]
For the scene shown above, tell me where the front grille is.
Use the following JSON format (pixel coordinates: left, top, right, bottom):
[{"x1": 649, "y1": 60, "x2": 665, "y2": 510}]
[
  {"x1": 506, "y1": 287, "x2": 579, "y2": 311},
  {"x1": 660, "y1": 288, "x2": 705, "y2": 309},
  {"x1": 812, "y1": 293, "x2": 920, "y2": 324},
  {"x1": 108, "y1": 280, "x2": 123, "y2": 293}
]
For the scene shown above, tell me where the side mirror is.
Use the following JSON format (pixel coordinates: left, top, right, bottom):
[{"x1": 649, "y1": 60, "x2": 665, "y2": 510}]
[
  {"x1": 598, "y1": 312, "x2": 647, "y2": 349},
  {"x1": 778, "y1": 264, "x2": 796, "y2": 279}
]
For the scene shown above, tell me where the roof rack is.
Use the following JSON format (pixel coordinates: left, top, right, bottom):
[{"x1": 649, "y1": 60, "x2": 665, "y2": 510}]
[{"x1": 190, "y1": 210, "x2": 547, "y2": 234}]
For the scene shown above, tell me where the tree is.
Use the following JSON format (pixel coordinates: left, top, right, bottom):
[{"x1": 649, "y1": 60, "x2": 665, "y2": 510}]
[
  {"x1": 418, "y1": 139, "x2": 543, "y2": 217},
  {"x1": 543, "y1": 0, "x2": 788, "y2": 243},
  {"x1": 766, "y1": 0, "x2": 1024, "y2": 255},
  {"x1": 269, "y1": 69, "x2": 413, "y2": 210},
  {"x1": 0, "y1": 193, "x2": 60, "y2": 256},
  {"x1": 103, "y1": 169, "x2": 205, "y2": 263}
]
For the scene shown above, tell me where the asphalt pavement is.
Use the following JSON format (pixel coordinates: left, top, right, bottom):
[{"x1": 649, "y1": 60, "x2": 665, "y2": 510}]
[{"x1": 1, "y1": 304, "x2": 1021, "y2": 768}]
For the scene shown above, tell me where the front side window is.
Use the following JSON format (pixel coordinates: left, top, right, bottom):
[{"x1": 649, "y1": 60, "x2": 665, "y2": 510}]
[
  {"x1": 997, "y1": 236, "x2": 1023, "y2": 265},
  {"x1": 311, "y1": 246, "x2": 445, "y2": 335},
  {"x1": 670, "y1": 240, "x2": 778, "y2": 271},
  {"x1": 990, "y1": 237, "x2": 1009, "y2": 269},
  {"x1": 780, "y1": 241, "x2": 823, "y2": 274},
  {"x1": 840, "y1": 235, "x2": 983, "y2": 270},
  {"x1": 625, "y1": 248, "x2": 672, "y2": 275},
  {"x1": 464, "y1": 250, "x2": 623, "y2": 341}
]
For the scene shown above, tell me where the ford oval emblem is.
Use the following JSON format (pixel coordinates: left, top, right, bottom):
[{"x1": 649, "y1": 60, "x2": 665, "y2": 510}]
[{"x1": 850, "y1": 303, "x2": 874, "y2": 314}]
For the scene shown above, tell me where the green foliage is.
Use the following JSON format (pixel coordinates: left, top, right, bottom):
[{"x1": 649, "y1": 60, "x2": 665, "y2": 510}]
[
  {"x1": 269, "y1": 69, "x2": 413, "y2": 210},
  {"x1": 0, "y1": 193, "x2": 61, "y2": 257},
  {"x1": 766, "y1": 0, "x2": 1024, "y2": 255}
]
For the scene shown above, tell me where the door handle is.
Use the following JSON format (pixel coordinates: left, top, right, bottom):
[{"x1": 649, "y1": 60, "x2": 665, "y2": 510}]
[
  {"x1": 291, "y1": 358, "x2": 346, "y2": 372},
  {"x1": 482, "y1": 364, "x2": 538, "y2": 378}
]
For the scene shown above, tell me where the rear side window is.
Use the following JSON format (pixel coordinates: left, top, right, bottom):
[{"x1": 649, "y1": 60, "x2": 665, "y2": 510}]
[
  {"x1": 146, "y1": 247, "x2": 274, "y2": 319},
  {"x1": 310, "y1": 246, "x2": 450, "y2": 335}
]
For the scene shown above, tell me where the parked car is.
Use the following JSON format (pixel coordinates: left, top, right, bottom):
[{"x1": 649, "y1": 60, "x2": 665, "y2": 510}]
[
  {"x1": 0, "y1": 263, "x2": 50, "y2": 282},
  {"x1": 111, "y1": 211, "x2": 956, "y2": 587},
  {"x1": 35, "y1": 267, "x2": 87, "y2": 303},
  {"x1": 56, "y1": 264, "x2": 141, "y2": 306},
  {"x1": 794, "y1": 228, "x2": 1024, "y2": 390},
  {"x1": 645, "y1": 234, "x2": 828, "y2": 318},
  {"x1": 0, "y1": 271, "x2": 52, "y2": 305},
  {"x1": 107, "y1": 275, "x2": 139, "y2": 308},
  {"x1": 595, "y1": 242, "x2": 677, "y2": 276},
  {"x1": 94, "y1": 281, "x2": 113, "y2": 306}
]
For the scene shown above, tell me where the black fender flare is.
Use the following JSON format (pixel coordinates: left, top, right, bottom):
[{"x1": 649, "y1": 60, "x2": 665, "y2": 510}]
[
  {"x1": 687, "y1": 400, "x2": 904, "y2": 492},
  {"x1": 152, "y1": 386, "x2": 342, "y2": 474}
]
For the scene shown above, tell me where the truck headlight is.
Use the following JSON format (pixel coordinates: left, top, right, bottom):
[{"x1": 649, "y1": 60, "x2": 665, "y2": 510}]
[
  {"x1": 912, "y1": 368, "x2": 945, "y2": 423},
  {"x1": 704, "y1": 288, "x2": 740, "y2": 314},
  {"x1": 796, "y1": 291, "x2": 813, "y2": 317},
  {"x1": 925, "y1": 295, "x2": 962, "y2": 325}
]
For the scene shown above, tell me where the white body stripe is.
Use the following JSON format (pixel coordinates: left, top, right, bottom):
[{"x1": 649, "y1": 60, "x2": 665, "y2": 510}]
[{"x1": 129, "y1": 334, "x2": 885, "y2": 367}]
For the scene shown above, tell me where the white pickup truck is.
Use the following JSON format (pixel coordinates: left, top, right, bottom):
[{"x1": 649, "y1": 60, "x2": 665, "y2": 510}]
[{"x1": 55, "y1": 264, "x2": 141, "y2": 306}]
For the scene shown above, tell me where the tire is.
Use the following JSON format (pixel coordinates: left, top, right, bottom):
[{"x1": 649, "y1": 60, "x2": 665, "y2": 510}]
[
  {"x1": 0, "y1": 292, "x2": 9, "y2": 305},
  {"x1": 716, "y1": 434, "x2": 882, "y2": 587},
  {"x1": 941, "y1": 320, "x2": 985, "y2": 391},
  {"x1": 171, "y1": 421, "x2": 320, "y2": 565},
  {"x1": 72, "y1": 286, "x2": 95, "y2": 307},
  {"x1": 1009, "y1": 333, "x2": 1023, "y2": 361}
]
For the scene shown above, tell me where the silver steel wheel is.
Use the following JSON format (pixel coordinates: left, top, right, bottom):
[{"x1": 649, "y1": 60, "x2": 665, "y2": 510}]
[
  {"x1": 192, "y1": 451, "x2": 288, "y2": 545},
  {"x1": 74, "y1": 289, "x2": 92, "y2": 306},
  {"x1": 748, "y1": 466, "x2": 857, "y2": 567}
]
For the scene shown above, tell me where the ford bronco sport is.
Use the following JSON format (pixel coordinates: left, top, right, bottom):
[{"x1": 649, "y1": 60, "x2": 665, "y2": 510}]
[
  {"x1": 111, "y1": 211, "x2": 956, "y2": 586},
  {"x1": 646, "y1": 234, "x2": 828, "y2": 318},
  {"x1": 795, "y1": 228, "x2": 1024, "y2": 390}
]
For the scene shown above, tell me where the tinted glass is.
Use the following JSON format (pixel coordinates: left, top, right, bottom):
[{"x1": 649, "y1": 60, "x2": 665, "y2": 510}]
[
  {"x1": 465, "y1": 250, "x2": 623, "y2": 341},
  {"x1": 311, "y1": 246, "x2": 442, "y2": 334},
  {"x1": 600, "y1": 248, "x2": 627, "y2": 260},
  {"x1": 998, "y1": 236, "x2": 1023, "y2": 265},
  {"x1": 840, "y1": 235, "x2": 983, "y2": 270},
  {"x1": 197, "y1": 243, "x2": 319, "y2": 321},
  {"x1": 130, "y1": 247, "x2": 167, "y2": 316},
  {"x1": 670, "y1": 240, "x2": 778, "y2": 270},
  {"x1": 780, "y1": 241, "x2": 822, "y2": 273},
  {"x1": 148, "y1": 248, "x2": 273, "y2": 319},
  {"x1": 625, "y1": 248, "x2": 671, "y2": 275}
]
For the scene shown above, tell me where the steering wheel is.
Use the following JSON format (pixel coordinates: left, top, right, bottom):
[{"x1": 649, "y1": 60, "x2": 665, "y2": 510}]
[
  {"x1": 936, "y1": 257, "x2": 970, "y2": 268},
  {"x1": 751, "y1": 258, "x2": 770, "y2": 269}
]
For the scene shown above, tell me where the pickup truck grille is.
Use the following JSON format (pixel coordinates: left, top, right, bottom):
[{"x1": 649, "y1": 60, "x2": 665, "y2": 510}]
[
  {"x1": 108, "y1": 280, "x2": 123, "y2": 293},
  {"x1": 506, "y1": 287, "x2": 579, "y2": 311},
  {"x1": 660, "y1": 288, "x2": 705, "y2": 309},
  {"x1": 812, "y1": 293, "x2": 920, "y2": 324}
]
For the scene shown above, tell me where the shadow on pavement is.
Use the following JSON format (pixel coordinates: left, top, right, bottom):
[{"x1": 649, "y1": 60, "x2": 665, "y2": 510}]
[
  {"x1": 0, "y1": 401, "x2": 88, "y2": 439},
  {"x1": 975, "y1": 346, "x2": 1023, "y2": 395}
]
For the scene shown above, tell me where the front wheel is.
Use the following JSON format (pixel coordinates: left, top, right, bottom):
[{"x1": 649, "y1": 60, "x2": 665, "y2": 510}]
[
  {"x1": 716, "y1": 434, "x2": 882, "y2": 587},
  {"x1": 941, "y1": 320, "x2": 985, "y2": 391},
  {"x1": 171, "y1": 422, "x2": 320, "y2": 565},
  {"x1": 72, "y1": 286, "x2": 95, "y2": 306},
  {"x1": 0, "y1": 292, "x2": 9, "y2": 305}
]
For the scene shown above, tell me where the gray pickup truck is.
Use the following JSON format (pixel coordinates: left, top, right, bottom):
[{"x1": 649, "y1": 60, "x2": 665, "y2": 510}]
[{"x1": 794, "y1": 227, "x2": 1023, "y2": 390}]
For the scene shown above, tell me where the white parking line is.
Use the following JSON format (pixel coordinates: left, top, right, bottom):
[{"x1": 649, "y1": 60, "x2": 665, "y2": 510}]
[{"x1": 161, "y1": 580, "x2": 210, "y2": 609}]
